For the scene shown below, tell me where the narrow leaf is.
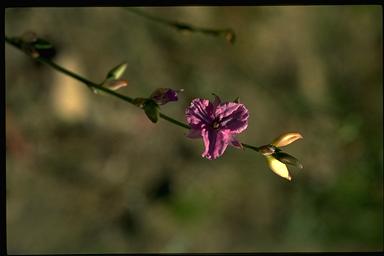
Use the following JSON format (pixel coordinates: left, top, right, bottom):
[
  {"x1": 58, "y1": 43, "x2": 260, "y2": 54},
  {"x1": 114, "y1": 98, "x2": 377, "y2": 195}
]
[{"x1": 150, "y1": 88, "x2": 179, "y2": 105}]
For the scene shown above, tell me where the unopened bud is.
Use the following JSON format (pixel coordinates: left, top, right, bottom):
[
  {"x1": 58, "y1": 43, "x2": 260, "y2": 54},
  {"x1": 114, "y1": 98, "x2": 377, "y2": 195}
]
[
  {"x1": 106, "y1": 62, "x2": 128, "y2": 80},
  {"x1": 272, "y1": 132, "x2": 303, "y2": 148},
  {"x1": 150, "y1": 88, "x2": 181, "y2": 105},
  {"x1": 266, "y1": 155, "x2": 291, "y2": 181}
]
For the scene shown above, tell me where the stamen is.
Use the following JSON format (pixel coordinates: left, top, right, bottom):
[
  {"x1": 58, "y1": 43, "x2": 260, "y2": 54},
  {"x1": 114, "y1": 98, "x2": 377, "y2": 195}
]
[{"x1": 212, "y1": 121, "x2": 220, "y2": 129}]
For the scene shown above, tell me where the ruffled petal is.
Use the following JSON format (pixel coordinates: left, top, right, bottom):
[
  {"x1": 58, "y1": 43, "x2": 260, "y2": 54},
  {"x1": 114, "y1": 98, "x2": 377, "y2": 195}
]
[
  {"x1": 215, "y1": 103, "x2": 249, "y2": 134},
  {"x1": 201, "y1": 128, "x2": 231, "y2": 160},
  {"x1": 185, "y1": 98, "x2": 215, "y2": 129}
]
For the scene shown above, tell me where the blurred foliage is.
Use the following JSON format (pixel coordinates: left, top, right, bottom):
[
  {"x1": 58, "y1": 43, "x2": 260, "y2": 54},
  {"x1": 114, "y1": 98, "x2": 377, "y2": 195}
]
[{"x1": 5, "y1": 6, "x2": 383, "y2": 253}]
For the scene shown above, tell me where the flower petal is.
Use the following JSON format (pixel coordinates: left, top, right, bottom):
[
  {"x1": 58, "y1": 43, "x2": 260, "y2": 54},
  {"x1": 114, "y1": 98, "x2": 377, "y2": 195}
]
[
  {"x1": 266, "y1": 155, "x2": 292, "y2": 181},
  {"x1": 201, "y1": 128, "x2": 231, "y2": 160},
  {"x1": 185, "y1": 98, "x2": 215, "y2": 129},
  {"x1": 215, "y1": 102, "x2": 249, "y2": 134}
]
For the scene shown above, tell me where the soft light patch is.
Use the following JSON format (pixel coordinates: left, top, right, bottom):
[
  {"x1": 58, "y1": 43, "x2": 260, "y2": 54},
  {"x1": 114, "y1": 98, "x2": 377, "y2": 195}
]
[{"x1": 51, "y1": 55, "x2": 89, "y2": 122}]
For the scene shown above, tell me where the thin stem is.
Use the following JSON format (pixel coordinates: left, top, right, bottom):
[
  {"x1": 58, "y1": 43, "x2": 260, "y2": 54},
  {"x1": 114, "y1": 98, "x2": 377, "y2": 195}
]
[
  {"x1": 241, "y1": 143, "x2": 260, "y2": 152},
  {"x1": 40, "y1": 56, "x2": 188, "y2": 129},
  {"x1": 5, "y1": 35, "x2": 262, "y2": 152},
  {"x1": 159, "y1": 113, "x2": 190, "y2": 129},
  {"x1": 123, "y1": 8, "x2": 235, "y2": 44},
  {"x1": 5, "y1": 35, "x2": 192, "y2": 130},
  {"x1": 124, "y1": 8, "x2": 175, "y2": 27}
]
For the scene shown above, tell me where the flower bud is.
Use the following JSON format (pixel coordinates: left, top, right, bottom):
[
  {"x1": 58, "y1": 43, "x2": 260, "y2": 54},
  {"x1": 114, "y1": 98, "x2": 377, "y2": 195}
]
[
  {"x1": 106, "y1": 62, "x2": 128, "y2": 80},
  {"x1": 273, "y1": 152, "x2": 303, "y2": 169},
  {"x1": 272, "y1": 132, "x2": 303, "y2": 148},
  {"x1": 150, "y1": 88, "x2": 182, "y2": 105},
  {"x1": 266, "y1": 155, "x2": 291, "y2": 181}
]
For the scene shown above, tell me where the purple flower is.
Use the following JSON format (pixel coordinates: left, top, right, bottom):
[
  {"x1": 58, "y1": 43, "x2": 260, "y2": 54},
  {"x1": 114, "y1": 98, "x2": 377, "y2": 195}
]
[
  {"x1": 150, "y1": 88, "x2": 182, "y2": 105},
  {"x1": 185, "y1": 95, "x2": 249, "y2": 160}
]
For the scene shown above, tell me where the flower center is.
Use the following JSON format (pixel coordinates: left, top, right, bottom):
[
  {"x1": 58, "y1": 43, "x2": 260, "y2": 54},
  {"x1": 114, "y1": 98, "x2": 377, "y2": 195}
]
[{"x1": 212, "y1": 121, "x2": 220, "y2": 129}]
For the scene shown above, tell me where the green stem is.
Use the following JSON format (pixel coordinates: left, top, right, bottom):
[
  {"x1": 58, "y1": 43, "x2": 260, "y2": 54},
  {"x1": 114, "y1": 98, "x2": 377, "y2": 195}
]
[
  {"x1": 123, "y1": 8, "x2": 235, "y2": 43},
  {"x1": 241, "y1": 143, "x2": 260, "y2": 152},
  {"x1": 159, "y1": 113, "x2": 190, "y2": 129},
  {"x1": 5, "y1": 35, "x2": 261, "y2": 153}
]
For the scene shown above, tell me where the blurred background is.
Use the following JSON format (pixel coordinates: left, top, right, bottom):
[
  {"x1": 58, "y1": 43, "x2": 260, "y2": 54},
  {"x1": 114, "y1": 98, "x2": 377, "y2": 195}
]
[{"x1": 5, "y1": 6, "x2": 383, "y2": 253}]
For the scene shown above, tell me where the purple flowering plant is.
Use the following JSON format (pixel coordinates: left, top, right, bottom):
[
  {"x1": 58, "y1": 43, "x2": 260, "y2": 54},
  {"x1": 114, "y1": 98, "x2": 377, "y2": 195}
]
[
  {"x1": 5, "y1": 27, "x2": 303, "y2": 181},
  {"x1": 185, "y1": 95, "x2": 248, "y2": 160}
]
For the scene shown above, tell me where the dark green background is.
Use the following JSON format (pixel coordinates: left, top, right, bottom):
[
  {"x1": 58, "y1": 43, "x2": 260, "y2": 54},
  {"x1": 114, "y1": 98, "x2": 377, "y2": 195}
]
[{"x1": 5, "y1": 6, "x2": 383, "y2": 253}]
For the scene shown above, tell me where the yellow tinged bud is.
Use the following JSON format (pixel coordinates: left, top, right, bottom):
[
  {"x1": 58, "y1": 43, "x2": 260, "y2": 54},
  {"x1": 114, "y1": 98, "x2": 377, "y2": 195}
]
[
  {"x1": 266, "y1": 155, "x2": 291, "y2": 181},
  {"x1": 272, "y1": 132, "x2": 303, "y2": 148},
  {"x1": 106, "y1": 62, "x2": 128, "y2": 80}
]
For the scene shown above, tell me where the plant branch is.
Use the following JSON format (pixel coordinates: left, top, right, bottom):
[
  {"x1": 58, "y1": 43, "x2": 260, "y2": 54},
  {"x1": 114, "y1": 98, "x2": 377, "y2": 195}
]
[
  {"x1": 241, "y1": 143, "x2": 260, "y2": 152},
  {"x1": 5, "y1": 35, "x2": 263, "y2": 152},
  {"x1": 123, "y1": 8, "x2": 236, "y2": 44}
]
